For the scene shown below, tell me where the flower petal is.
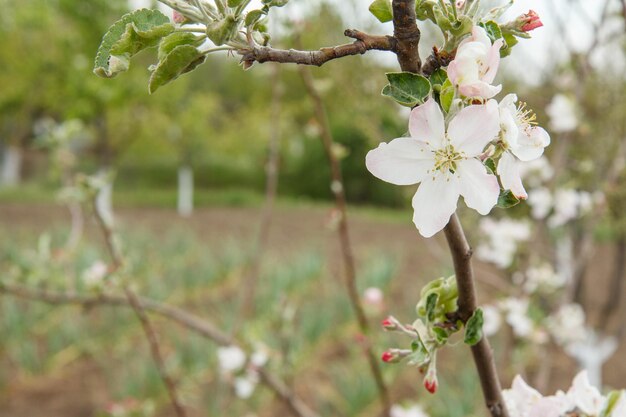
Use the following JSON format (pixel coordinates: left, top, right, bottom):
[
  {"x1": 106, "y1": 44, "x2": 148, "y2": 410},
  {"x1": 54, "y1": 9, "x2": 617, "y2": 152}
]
[
  {"x1": 512, "y1": 126, "x2": 551, "y2": 161},
  {"x1": 411, "y1": 174, "x2": 459, "y2": 238},
  {"x1": 482, "y1": 38, "x2": 504, "y2": 84},
  {"x1": 497, "y1": 152, "x2": 528, "y2": 199},
  {"x1": 409, "y1": 98, "x2": 446, "y2": 147},
  {"x1": 458, "y1": 82, "x2": 502, "y2": 100},
  {"x1": 448, "y1": 100, "x2": 500, "y2": 156},
  {"x1": 366, "y1": 138, "x2": 432, "y2": 185},
  {"x1": 457, "y1": 159, "x2": 500, "y2": 214}
]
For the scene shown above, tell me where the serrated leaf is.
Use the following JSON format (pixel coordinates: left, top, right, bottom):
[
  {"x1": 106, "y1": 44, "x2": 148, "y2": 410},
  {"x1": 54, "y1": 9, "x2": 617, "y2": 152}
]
[
  {"x1": 158, "y1": 32, "x2": 203, "y2": 61},
  {"x1": 245, "y1": 9, "x2": 266, "y2": 27},
  {"x1": 382, "y1": 72, "x2": 431, "y2": 107},
  {"x1": 479, "y1": 20, "x2": 503, "y2": 42},
  {"x1": 464, "y1": 308, "x2": 483, "y2": 346},
  {"x1": 149, "y1": 45, "x2": 205, "y2": 94},
  {"x1": 206, "y1": 15, "x2": 239, "y2": 46},
  {"x1": 425, "y1": 293, "x2": 438, "y2": 323},
  {"x1": 369, "y1": 0, "x2": 393, "y2": 23},
  {"x1": 497, "y1": 189, "x2": 521, "y2": 209},
  {"x1": 94, "y1": 9, "x2": 172, "y2": 78}
]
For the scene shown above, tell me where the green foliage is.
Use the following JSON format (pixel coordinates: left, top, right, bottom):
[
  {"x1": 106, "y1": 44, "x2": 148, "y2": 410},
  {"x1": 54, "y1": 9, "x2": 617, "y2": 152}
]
[
  {"x1": 205, "y1": 15, "x2": 239, "y2": 46},
  {"x1": 497, "y1": 189, "x2": 521, "y2": 209},
  {"x1": 464, "y1": 308, "x2": 483, "y2": 346},
  {"x1": 368, "y1": 0, "x2": 393, "y2": 23},
  {"x1": 94, "y1": 9, "x2": 172, "y2": 78},
  {"x1": 157, "y1": 32, "x2": 204, "y2": 61},
  {"x1": 148, "y1": 45, "x2": 205, "y2": 94},
  {"x1": 382, "y1": 72, "x2": 432, "y2": 107}
]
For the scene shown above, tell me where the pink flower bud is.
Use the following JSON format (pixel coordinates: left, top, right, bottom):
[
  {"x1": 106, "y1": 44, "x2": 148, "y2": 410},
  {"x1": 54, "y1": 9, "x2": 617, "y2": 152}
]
[
  {"x1": 381, "y1": 350, "x2": 395, "y2": 363},
  {"x1": 172, "y1": 10, "x2": 187, "y2": 24},
  {"x1": 381, "y1": 316, "x2": 400, "y2": 331},
  {"x1": 423, "y1": 369, "x2": 438, "y2": 394},
  {"x1": 520, "y1": 10, "x2": 543, "y2": 32}
]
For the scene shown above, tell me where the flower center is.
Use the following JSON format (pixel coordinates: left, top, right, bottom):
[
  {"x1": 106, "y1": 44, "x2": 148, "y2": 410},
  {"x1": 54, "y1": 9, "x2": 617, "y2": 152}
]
[
  {"x1": 433, "y1": 144, "x2": 463, "y2": 174},
  {"x1": 516, "y1": 101, "x2": 537, "y2": 128}
]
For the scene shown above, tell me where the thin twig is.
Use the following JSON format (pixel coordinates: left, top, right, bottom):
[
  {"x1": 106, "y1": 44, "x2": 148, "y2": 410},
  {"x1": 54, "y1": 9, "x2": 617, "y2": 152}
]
[
  {"x1": 443, "y1": 215, "x2": 510, "y2": 417},
  {"x1": 389, "y1": 1, "x2": 508, "y2": 415},
  {"x1": 239, "y1": 29, "x2": 395, "y2": 68},
  {"x1": 91, "y1": 200, "x2": 188, "y2": 417},
  {"x1": 297, "y1": 57, "x2": 391, "y2": 416},
  {"x1": 0, "y1": 282, "x2": 320, "y2": 417}
]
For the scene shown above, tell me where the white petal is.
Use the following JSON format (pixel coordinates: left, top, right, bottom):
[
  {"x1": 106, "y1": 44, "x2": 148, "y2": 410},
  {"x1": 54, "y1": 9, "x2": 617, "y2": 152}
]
[
  {"x1": 448, "y1": 100, "x2": 500, "y2": 156},
  {"x1": 412, "y1": 174, "x2": 459, "y2": 238},
  {"x1": 366, "y1": 138, "x2": 432, "y2": 185},
  {"x1": 458, "y1": 82, "x2": 502, "y2": 100},
  {"x1": 409, "y1": 98, "x2": 446, "y2": 147},
  {"x1": 457, "y1": 159, "x2": 500, "y2": 214},
  {"x1": 512, "y1": 127, "x2": 551, "y2": 162},
  {"x1": 497, "y1": 152, "x2": 528, "y2": 199}
]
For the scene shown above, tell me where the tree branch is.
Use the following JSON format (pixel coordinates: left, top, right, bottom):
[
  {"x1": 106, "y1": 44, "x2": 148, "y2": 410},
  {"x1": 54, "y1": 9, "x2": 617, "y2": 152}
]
[
  {"x1": 239, "y1": 29, "x2": 395, "y2": 67},
  {"x1": 392, "y1": 0, "x2": 421, "y2": 73},
  {"x1": 0, "y1": 282, "x2": 320, "y2": 417},
  {"x1": 443, "y1": 215, "x2": 509, "y2": 417}
]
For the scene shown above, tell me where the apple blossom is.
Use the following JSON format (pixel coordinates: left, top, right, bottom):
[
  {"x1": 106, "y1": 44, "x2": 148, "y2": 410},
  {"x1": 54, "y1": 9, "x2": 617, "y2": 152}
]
[
  {"x1": 523, "y1": 263, "x2": 565, "y2": 294},
  {"x1": 527, "y1": 187, "x2": 553, "y2": 219},
  {"x1": 448, "y1": 26, "x2": 504, "y2": 99},
  {"x1": 366, "y1": 98, "x2": 500, "y2": 237},
  {"x1": 546, "y1": 94, "x2": 578, "y2": 133},
  {"x1": 217, "y1": 345, "x2": 247, "y2": 373},
  {"x1": 566, "y1": 333, "x2": 617, "y2": 389},
  {"x1": 481, "y1": 305, "x2": 502, "y2": 337},
  {"x1": 234, "y1": 371, "x2": 259, "y2": 399},
  {"x1": 423, "y1": 368, "x2": 438, "y2": 394},
  {"x1": 516, "y1": 10, "x2": 543, "y2": 32},
  {"x1": 390, "y1": 404, "x2": 430, "y2": 417},
  {"x1": 546, "y1": 303, "x2": 587, "y2": 348},
  {"x1": 363, "y1": 286, "x2": 384, "y2": 309},
  {"x1": 496, "y1": 94, "x2": 551, "y2": 199},
  {"x1": 499, "y1": 298, "x2": 534, "y2": 338},
  {"x1": 477, "y1": 218, "x2": 531, "y2": 269},
  {"x1": 82, "y1": 260, "x2": 109, "y2": 289}
]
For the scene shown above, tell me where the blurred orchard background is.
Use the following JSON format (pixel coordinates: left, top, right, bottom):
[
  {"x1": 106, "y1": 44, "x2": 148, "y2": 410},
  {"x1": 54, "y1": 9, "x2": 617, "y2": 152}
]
[{"x1": 1, "y1": 0, "x2": 626, "y2": 416}]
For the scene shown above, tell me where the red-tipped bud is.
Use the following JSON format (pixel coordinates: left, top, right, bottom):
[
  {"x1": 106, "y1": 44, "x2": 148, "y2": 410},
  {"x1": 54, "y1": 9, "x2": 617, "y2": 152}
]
[
  {"x1": 381, "y1": 316, "x2": 399, "y2": 331},
  {"x1": 519, "y1": 10, "x2": 543, "y2": 32},
  {"x1": 381, "y1": 350, "x2": 395, "y2": 363},
  {"x1": 423, "y1": 369, "x2": 438, "y2": 394},
  {"x1": 172, "y1": 10, "x2": 187, "y2": 24}
]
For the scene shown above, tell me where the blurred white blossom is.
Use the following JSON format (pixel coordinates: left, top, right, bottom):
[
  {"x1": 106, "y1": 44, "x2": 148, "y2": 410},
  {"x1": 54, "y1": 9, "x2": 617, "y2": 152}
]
[
  {"x1": 477, "y1": 218, "x2": 531, "y2": 269},
  {"x1": 482, "y1": 305, "x2": 502, "y2": 337},
  {"x1": 82, "y1": 260, "x2": 108, "y2": 289},
  {"x1": 217, "y1": 346, "x2": 246, "y2": 374},
  {"x1": 390, "y1": 403, "x2": 430, "y2": 417},
  {"x1": 234, "y1": 371, "x2": 259, "y2": 399},
  {"x1": 547, "y1": 304, "x2": 587, "y2": 348},
  {"x1": 527, "y1": 187, "x2": 553, "y2": 220},
  {"x1": 523, "y1": 263, "x2": 565, "y2": 294},
  {"x1": 499, "y1": 298, "x2": 533, "y2": 338},
  {"x1": 546, "y1": 94, "x2": 578, "y2": 133}
]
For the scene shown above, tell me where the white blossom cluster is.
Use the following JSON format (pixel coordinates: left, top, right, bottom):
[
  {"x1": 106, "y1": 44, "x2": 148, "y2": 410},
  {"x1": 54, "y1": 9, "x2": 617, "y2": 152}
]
[
  {"x1": 476, "y1": 218, "x2": 531, "y2": 269},
  {"x1": 216, "y1": 344, "x2": 269, "y2": 399}
]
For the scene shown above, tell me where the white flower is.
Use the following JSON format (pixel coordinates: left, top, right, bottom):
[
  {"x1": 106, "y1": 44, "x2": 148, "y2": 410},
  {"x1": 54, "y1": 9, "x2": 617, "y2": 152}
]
[
  {"x1": 250, "y1": 347, "x2": 269, "y2": 368},
  {"x1": 499, "y1": 298, "x2": 533, "y2": 338},
  {"x1": 503, "y1": 375, "x2": 573, "y2": 417},
  {"x1": 448, "y1": 26, "x2": 504, "y2": 99},
  {"x1": 477, "y1": 218, "x2": 531, "y2": 269},
  {"x1": 390, "y1": 403, "x2": 430, "y2": 417},
  {"x1": 546, "y1": 94, "x2": 578, "y2": 133},
  {"x1": 234, "y1": 371, "x2": 259, "y2": 399},
  {"x1": 217, "y1": 346, "x2": 246, "y2": 373},
  {"x1": 519, "y1": 156, "x2": 554, "y2": 188},
  {"x1": 547, "y1": 303, "x2": 587, "y2": 348},
  {"x1": 366, "y1": 98, "x2": 500, "y2": 237},
  {"x1": 497, "y1": 94, "x2": 551, "y2": 199},
  {"x1": 481, "y1": 305, "x2": 502, "y2": 337},
  {"x1": 82, "y1": 260, "x2": 108, "y2": 289},
  {"x1": 527, "y1": 187, "x2": 553, "y2": 220},
  {"x1": 548, "y1": 189, "x2": 591, "y2": 228},
  {"x1": 524, "y1": 263, "x2": 565, "y2": 294},
  {"x1": 566, "y1": 371, "x2": 605, "y2": 415}
]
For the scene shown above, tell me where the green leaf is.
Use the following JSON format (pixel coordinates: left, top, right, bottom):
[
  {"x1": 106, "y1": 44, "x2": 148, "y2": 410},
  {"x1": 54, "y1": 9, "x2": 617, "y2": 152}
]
[
  {"x1": 245, "y1": 9, "x2": 266, "y2": 27},
  {"x1": 429, "y1": 68, "x2": 448, "y2": 90},
  {"x1": 464, "y1": 308, "x2": 483, "y2": 346},
  {"x1": 262, "y1": 0, "x2": 289, "y2": 7},
  {"x1": 206, "y1": 15, "x2": 239, "y2": 46},
  {"x1": 439, "y1": 79, "x2": 454, "y2": 112},
  {"x1": 600, "y1": 390, "x2": 624, "y2": 417},
  {"x1": 432, "y1": 326, "x2": 449, "y2": 344},
  {"x1": 148, "y1": 45, "x2": 205, "y2": 94},
  {"x1": 94, "y1": 9, "x2": 172, "y2": 78},
  {"x1": 497, "y1": 189, "x2": 521, "y2": 209},
  {"x1": 484, "y1": 158, "x2": 496, "y2": 174},
  {"x1": 227, "y1": 0, "x2": 246, "y2": 6},
  {"x1": 479, "y1": 20, "x2": 503, "y2": 42},
  {"x1": 425, "y1": 293, "x2": 439, "y2": 323},
  {"x1": 369, "y1": 0, "x2": 393, "y2": 23},
  {"x1": 501, "y1": 33, "x2": 519, "y2": 57},
  {"x1": 381, "y1": 72, "x2": 431, "y2": 107},
  {"x1": 158, "y1": 32, "x2": 203, "y2": 61}
]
